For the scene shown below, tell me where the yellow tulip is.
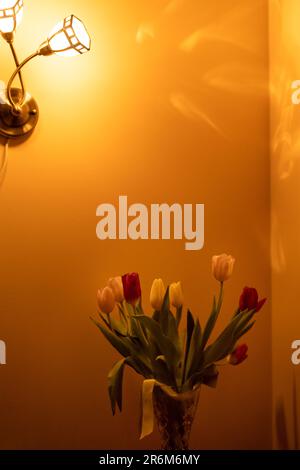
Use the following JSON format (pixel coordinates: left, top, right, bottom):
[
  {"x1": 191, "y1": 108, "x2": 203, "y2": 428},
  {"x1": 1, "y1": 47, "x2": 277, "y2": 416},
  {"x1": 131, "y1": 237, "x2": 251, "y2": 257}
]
[
  {"x1": 150, "y1": 278, "x2": 165, "y2": 310},
  {"x1": 97, "y1": 286, "x2": 115, "y2": 314},
  {"x1": 108, "y1": 276, "x2": 124, "y2": 303},
  {"x1": 169, "y1": 281, "x2": 183, "y2": 308},
  {"x1": 212, "y1": 254, "x2": 235, "y2": 282}
]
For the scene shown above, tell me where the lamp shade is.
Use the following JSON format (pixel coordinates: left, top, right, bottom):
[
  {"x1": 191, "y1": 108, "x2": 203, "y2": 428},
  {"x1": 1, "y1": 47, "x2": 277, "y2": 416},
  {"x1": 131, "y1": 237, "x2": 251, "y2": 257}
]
[
  {"x1": 0, "y1": 0, "x2": 23, "y2": 34},
  {"x1": 46, "y1": 15, "x2": 91, "y2": 57}
]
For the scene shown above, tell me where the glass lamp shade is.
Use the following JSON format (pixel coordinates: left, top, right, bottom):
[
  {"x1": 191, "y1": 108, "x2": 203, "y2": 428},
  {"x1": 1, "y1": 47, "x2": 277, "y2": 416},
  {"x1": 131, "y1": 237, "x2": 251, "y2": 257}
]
[
  {"x1": 0, "y1": 0, "x2": 23, "y2": 34},
  {"x1": 47, "y1": 15, "x2": 91, "y2": 57}
]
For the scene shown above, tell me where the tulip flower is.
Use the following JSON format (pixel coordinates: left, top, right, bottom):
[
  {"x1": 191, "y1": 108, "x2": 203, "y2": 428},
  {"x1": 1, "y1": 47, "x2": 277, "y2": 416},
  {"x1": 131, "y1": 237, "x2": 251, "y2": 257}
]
[
  {"x1": 122, "y1": 273, "x2": 142, "y2": 305},
  {"x1": 108, "y1": 276, "x2": 124, "y2": 303},
  {"x1": 97, "y1": 286, "x2": 116, "y2": 314},
  {"x1": 227, "y1": 344, "x2": 248, "y2": 366},
  {"x1": 212, "y1": 254, "x2": 235, "y2": 282},
  {"x1": 150, "y1": 278, "x2": 165, "y2": 310},
  {"x1": 169, "y1": 281, "x2": 184, "y2": 308},
  {"x1": 239, "y1": 287, "x2": 266, "y2": 313}
]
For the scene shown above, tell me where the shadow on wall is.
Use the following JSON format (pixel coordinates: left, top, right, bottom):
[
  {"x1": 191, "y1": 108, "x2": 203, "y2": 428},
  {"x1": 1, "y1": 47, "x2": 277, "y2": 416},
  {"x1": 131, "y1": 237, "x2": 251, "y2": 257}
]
[
  {"x1": 136, "y1": 0, "x2": 269, "y2": 141},
  {"x1": 271, "y1": 0, "x2": 300, "y2": 450},
  {"x1": 270, "y1": 0, "x2": 300, "y2": 187},
  {"x1": 276, "y1": 372, "x2": 299, "y2": 449},
  {"x1": 271, "y1": 0, "x2": 300, "y2": 272}
]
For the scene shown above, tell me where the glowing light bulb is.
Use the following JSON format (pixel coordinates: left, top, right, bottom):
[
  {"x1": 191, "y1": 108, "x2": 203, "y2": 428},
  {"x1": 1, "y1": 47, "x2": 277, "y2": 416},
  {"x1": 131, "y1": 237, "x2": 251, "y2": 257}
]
[
  {"x1": 39, "y1": 15, "x2": 91, "y2": 57},
  {"x1": 0, "y1": 0, "x2": 23, "y2": 34}
]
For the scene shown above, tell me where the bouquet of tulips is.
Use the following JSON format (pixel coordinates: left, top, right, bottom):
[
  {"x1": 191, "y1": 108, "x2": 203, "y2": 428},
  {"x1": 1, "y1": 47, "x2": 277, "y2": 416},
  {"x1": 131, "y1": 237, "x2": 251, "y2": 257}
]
[{"x1": 92, "y1": 254, "x2": 266, "y2": 438}]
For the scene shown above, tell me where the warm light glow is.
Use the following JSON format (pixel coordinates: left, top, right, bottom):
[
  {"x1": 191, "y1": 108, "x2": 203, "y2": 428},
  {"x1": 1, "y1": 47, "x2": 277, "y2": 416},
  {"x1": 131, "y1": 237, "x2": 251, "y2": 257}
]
[
  {"x1": 0, "y1": 0, "x2": 23, "y2": 34},
  {"x1": 47, "y1": 15, "x2": 91, "y2": 57}
]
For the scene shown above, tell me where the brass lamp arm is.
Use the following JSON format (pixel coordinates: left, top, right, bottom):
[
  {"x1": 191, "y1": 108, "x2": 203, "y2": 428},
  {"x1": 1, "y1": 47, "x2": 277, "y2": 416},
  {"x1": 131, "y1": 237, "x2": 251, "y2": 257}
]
[
  {"x1": 8, "y1": 42, "x2": 26, "y2": 101},
  {"x1": 7, "y1": 51, "x2": 39, "y2": 111}
]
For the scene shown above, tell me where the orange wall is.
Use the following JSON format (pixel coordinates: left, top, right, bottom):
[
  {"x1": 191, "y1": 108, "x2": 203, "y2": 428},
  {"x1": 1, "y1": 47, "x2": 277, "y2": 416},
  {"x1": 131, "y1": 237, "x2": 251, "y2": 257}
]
[
  {"x1": 0, "y1": 1, "x2": 271, "y2": 449},
  {"x1": 270, "y1": 0, "x2": 300, "y2": 450}
]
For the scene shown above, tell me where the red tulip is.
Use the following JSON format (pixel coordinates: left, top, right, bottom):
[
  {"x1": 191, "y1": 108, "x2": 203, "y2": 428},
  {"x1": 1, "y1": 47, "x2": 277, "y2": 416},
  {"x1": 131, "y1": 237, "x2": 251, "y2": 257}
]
[
  {"x1": 228, "y1": 344, "x2": 248, "y2": 366},
  {"x1": 122, "y1": 273, "x2": 142, "y2": 305},
  {"x1": 239, "y1": 287, "x2": 266, "y2": 313}
]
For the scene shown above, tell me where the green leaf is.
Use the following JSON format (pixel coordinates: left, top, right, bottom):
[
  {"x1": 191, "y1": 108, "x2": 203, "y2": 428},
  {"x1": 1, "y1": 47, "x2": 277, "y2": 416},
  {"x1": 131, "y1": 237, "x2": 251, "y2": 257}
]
[
  {"x1": 202, "y1": 365, "x2": 219, "y2": 388},
  {"x1": 117, "y1": 305, "x2": 130, "y2": 334},
  {"x1": 184, "y1": 364, "x2": 219, "y2": 391},
  {"x1": 203, "y1": 313, "x2": 245, "y2": 367},
  {"x1": 167, "y1": 310, "x2": 180, "y2": 347},
  {"x1": 121, "y1": 301, "x2": 133, "y2": 336},
  {"x1": 184, "y1": 319, "x2": 203, "y2": 381},
  {"x1": 134, "y1": 315, "x2": 179, "y2": 380},
  {"x1": 160, "y1": 287, "x2": 170, "y2": 335},
  {"x1": 108, "y1": 358, "x2": 126, "y2": 415},
  {"x1": 182, "y1": 310, "x2": 195, "y2": 381},
  {"x1": 186, "y1": 310, "x2": 195, "y2": 351},
  {"x1": 124, "y1": 356, "x2": 150, "y2": 378},
  {"x1": 91, "y1": 318, "x2": 130, "y2": 358},
  {"x1": 162, "y1": 286, "x2": 170, "y2": 311},
  {"x1": 110, "y1": 314, "x2": 128, "y2": 337},
  {"x1": 236, "y1": 320, "x2": 256, "y2": 340},
  {"x1": 233, "y1": 307, "x2": 241, "y2": 317},
  {"x1": 152, "y1": 310, "x2": 160, "y2": 322},
  {"x1": 122, "y1": 336, "x2": 153, "y2": 376},
  {"x1": 201, "y1": 283, "x2": 224, "y2": 351},
  {"x1": 98, "y1": 313, "x2": 112, "y2": 330},
  {"x1": 152, "y1": 356, "x2": 173, "y2": 385},
  {"x1": 176, "y1": 306, "x2": 183, "y2": 327},
  {"x1": 126, "y1": 302, "x2": 135, "y2": 317},
  {"x1": 135, "y1": 298, "x2": 143, "y2": 315},
  {"x1": 132, "y1": 301, "x2": 149, "y2": 339},
  {"x1": 130, "y1": 317, "x2": 148, "y2": 348},
  {"x1": 234, "y1": 309, "x2": 256, "y2": 338},
  {"x1": 155, "y1": 287, "x2": 180, "y2": 352},
  {"x1": 92, "y1": 318, "x2": 153, "y2": 379}
]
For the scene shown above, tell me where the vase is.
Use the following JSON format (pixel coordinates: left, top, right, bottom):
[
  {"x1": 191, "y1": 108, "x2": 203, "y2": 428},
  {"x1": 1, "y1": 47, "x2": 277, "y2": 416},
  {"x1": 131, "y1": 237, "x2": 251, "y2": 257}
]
[{"x1": 153, "y1": 385, "x2": 200, "y2": 450}]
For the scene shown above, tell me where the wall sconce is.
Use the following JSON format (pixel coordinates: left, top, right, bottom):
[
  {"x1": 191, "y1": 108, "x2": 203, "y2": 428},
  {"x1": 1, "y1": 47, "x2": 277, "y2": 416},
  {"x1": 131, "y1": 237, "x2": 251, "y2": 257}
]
[{"x1": 0, "y1": 2, "x2": 91, "y2": 141}]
